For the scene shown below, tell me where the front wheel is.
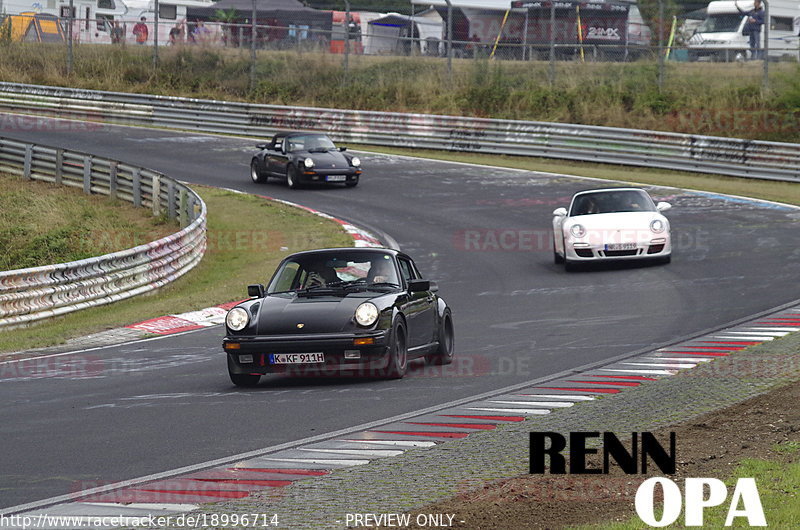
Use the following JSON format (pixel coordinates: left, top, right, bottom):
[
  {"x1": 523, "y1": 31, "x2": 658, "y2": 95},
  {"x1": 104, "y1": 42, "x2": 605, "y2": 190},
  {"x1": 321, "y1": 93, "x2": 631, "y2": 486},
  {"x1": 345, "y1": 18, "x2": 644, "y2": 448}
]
[
  {"x1": 383, "y1": 320, "x2": 408, "y2": 379},
  {"x1": 426, "y1": 310, "x2": 454, "y2": 365},
  {"x1": 553, "y1": 239, "x2": 565, "y2": 265},
  {"x1": 287, "y1": 165, "x2": 300, "y2": 189},
  {"x1": 250, "y1": 159, "x2": 267, "y2": 183},
  {"x1": 230, "y1": 372, "x2": 261, "y2": 387},
  {"x1": 345, "y1": 179, "x2": 358, "y2": 188}
]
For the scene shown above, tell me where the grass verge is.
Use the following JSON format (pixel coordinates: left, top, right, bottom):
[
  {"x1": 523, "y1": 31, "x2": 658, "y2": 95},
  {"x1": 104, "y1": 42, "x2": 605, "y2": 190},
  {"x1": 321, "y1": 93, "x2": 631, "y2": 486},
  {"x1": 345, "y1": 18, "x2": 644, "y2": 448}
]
[
  {"x1": 0, "y1": 185, "x2": 353, "y2": 353},
  {"x1": 577, "y1": 442, "x2": 800, "y2": 529},
  {"x1": 357, "y1": 144, "x2": 800, "y2": 207},
  {"x1": 0, "y1": 172, "x2": 177, "y2": 270}
]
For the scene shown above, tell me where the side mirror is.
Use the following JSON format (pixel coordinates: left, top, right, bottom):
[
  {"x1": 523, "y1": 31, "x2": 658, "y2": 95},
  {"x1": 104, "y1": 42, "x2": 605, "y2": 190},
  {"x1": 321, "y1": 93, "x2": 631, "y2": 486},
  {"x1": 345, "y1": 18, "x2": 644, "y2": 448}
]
[
  {"x1": 408, "y1": 279, "x2": 430, "y2": 293},
  {"x1": 656, "y1": 202, "x2": 672, "y2": 212},
  {"x1": 248, "y1": 284, "x2": 265, "y2": 298},
  {"x1": 339, "y1": 146, "x2": 347, "y2": 152},
  {"x1": 553, "y1": 207, "x2": 568, "y2": 217},
  {"x1": 256, "y1": 143, "x2": 267, "y2": 150}
]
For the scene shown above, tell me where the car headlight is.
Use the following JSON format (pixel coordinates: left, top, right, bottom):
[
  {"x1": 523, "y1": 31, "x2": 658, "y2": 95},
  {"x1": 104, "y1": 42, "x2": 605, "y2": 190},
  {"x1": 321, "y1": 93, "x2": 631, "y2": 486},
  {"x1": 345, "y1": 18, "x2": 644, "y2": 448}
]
[
  {"x1": 570, "y1": 224, "x2": 586, "y2": 238},
  {"x1": 350, "y1": 156, "x2": 361, "y2": 167},
  {"x1": 303, "y1": 158, "x2": 314, "y2": 169},
  {"x1": 650, "y1": 219, "x2": 666, "y2": 233},
  {"x1": 354, "y1": 302, "x2": 379, "y2": 327},
  {"x1": 226, "y1": 307, "x2": 249, "y2": 331}
]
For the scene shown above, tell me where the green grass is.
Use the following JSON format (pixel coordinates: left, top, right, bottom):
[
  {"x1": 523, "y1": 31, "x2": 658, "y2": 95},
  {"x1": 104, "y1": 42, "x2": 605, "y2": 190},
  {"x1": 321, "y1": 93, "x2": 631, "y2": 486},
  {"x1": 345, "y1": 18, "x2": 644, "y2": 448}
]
[
  {"x1": 1, "y1": 43, "x2": 799, "y2": 141},
  {"x1": 0, "y1": 173, "x2": 177, "y2": 270},
  {"x1": 0, "y1": 185, "x2": 352, "y2": 353},
  {"x1": 356, "y1": 145, "x2": 800, "y2": 207},
  {"x1": 574, "y1": 442, "x2": 800, "y2": 529}
]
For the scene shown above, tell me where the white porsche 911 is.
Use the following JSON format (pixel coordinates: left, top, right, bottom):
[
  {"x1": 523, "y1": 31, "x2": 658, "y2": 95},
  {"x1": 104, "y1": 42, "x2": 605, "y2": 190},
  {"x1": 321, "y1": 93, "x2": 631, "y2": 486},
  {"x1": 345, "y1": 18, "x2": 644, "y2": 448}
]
[{"x1": 552, "y1": 188, "x2": 672, "y2": 271}]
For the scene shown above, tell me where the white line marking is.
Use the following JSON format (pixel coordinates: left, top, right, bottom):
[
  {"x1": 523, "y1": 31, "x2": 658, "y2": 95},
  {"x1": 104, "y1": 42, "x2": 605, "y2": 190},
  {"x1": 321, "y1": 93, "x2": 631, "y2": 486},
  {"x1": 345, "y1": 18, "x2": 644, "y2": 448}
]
[
  {"x1": 488, "y1": 400, "x2": 574, "y2": 408},
  {"x1": 341, "y1": 439, "x2": 437, "y2": 448},
  {"x1": 80, "y1": 503, "x2": 198, "y2": 512},
  {"x1": 258, "y1": 458, "x2": 370, "y2": 466},
  {"x1": 725, "y1": 331, "x2": 790, "y2": 336},
  {"x1": 516, "y1": 394, "x2": 595, "y2": 400},
  {"x1": 598, "y1": 369, "x2": 675, "y2": 375},
  {"x1": 467, "y1": 407, "x2": 551, "y2": 415},
  {"x1": 297, "y1": 448, "x2": 403, "y2": 457},
  {"x1": 714, "y1": 335, "x2": 775, "y2": 341},
  {"x1": 744, "y1": 327, "x2": 797, "y2": 332},
  {"x1": 622, "y1": 362, "x2": 696, "y2": 369},
  {"x1": 643, "y1": 357, "x2": 713, "y2": 362}
]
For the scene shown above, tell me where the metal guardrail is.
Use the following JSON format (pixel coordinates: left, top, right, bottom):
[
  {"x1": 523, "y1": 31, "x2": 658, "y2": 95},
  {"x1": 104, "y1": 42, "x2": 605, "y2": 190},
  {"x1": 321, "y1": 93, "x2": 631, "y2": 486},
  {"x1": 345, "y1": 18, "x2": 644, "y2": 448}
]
[
  {"x1": 0, "y1": 135, "x2": 207, "y2": 329},
  {"x1": 0, "y1": 82, "x2": 797, "y2": 183}
]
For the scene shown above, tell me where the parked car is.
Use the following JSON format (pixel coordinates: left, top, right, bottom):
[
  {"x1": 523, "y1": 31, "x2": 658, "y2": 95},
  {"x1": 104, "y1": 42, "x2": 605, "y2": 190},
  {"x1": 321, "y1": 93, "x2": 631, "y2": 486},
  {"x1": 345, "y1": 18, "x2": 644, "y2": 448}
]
[
  {"x1": 223, "y1": 248, "x2": 454, "y2": 386},
  {"x1": 250, "y1": 132, "x2": 362, "y2": 188},
  {"x1": 552, "y1": 188, "x2": 672, "y2": 271}
]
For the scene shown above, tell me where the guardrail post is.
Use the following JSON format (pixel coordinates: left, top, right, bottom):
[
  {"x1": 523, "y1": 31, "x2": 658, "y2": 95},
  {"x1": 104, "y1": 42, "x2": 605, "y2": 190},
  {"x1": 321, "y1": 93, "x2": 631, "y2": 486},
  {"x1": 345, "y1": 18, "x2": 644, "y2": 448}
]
[
  {"x1": 109, "y1": 161, "x2": 118, "y2": 200},
  {"x1": 152, "y1": 175, "x2": 162, "y2": 217},
  {"x1": 83, "y1": 155, "x2": 92, "y2": 194},
  {"x1": 179, "y1": 188, "x2": 188, "y2": 227},
  {"x1": 23, "y1": 145, "x2": 32, "y2": 180},
  {"x1": 167, "y1": 179, "x2": 176, "y2": 220},
  {"x1": 132, "y1": 168, "x2": 142, "y2": 208},
  {"x1": 54, "y1": 149, "x2": 63, "y2": 185}
]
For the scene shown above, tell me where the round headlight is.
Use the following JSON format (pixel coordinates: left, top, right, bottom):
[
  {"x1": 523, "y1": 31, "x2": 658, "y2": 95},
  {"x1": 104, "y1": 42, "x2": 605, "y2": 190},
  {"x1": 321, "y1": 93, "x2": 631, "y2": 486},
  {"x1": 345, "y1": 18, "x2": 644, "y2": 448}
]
[
  {"x1": 355, "y1": 302, "x2": 379, "y2": 327},
  {"x1": 303, "y1": 158, "x2": 315, "y2": 168},
  {"x1": 650, "y1": 219, "x2": 666, "y2": 233},
  {"x1": 570, "y1": 224, "x2": 586, "y2": 238},
  {"x1": 226, "y1": 307, "x2": 249, "y2": 331},
  {"x1": 350, "y1": 156, "x2": 361, "y2": 167}
]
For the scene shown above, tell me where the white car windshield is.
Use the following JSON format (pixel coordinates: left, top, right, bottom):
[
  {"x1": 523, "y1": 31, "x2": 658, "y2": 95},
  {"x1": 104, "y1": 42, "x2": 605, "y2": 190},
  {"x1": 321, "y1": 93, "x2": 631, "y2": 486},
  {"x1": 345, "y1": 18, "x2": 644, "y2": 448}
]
[
  {"x1": 268, "y1": 252, "x2": 400, "y2": 293},
  {"x1": 570, "y1": 190, "x2": 656, "y2": 216}
]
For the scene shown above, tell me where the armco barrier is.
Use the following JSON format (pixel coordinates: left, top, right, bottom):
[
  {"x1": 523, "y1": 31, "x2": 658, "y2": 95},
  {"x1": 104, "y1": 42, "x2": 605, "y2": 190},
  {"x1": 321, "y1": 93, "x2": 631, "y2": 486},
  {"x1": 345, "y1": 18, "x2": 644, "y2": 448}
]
[
  {"x1": 0, "y1": 82, "x2": 798, "y2": 182},
  {"x1": 0, "y1": 135, "x2": 207, "y2": 328}
]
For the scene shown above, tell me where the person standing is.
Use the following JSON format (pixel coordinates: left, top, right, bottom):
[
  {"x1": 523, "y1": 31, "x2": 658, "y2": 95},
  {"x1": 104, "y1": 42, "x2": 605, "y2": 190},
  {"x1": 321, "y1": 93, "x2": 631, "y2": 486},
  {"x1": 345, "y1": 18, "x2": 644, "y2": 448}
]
[
  {"x1": 132, "y1": 16, "x2": 149, "y2": 45},
  {"x1": 110, "y1": 21, "x2": 124, "y2": 44},
  {"x1": 736, "y1": 0, "x2": 765, "y2": 60}
]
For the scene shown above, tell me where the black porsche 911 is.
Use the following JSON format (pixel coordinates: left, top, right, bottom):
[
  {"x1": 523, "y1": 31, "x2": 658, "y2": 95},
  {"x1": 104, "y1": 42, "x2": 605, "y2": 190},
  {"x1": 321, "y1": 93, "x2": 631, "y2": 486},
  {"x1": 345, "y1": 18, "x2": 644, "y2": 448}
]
[
  {"x1": 249, "y1": 132, "x2": 362, "y2": 189},
  {"x1": 223, "y1": 248, "x2": 454, "y2": 386}
]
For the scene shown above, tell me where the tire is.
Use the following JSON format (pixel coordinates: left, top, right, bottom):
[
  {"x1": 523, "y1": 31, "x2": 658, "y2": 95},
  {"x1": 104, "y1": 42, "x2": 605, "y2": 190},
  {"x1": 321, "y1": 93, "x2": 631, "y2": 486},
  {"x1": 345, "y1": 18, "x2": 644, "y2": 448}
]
[
  {"x1": 228, "y1": 355, "x2": 261, "y2": 387},
  {"x1": 553, "y1": 239, "x2": 564, "y2": 264},
  {"x1": 383, "y1": 320, "x2": 408, "y2": 379},
  {"x1": 426, "y1": 310, "x2": 454, "y2": 365},
  {"x1": 659, "y1": 254, "x2": 672, "y2": 265},
  {"x1": 286, "y1": 165, "x2": 300, "y2": 189},
  {"x1": 345, "y1": 179, "x2": 358, "y2": 188},
  {"x1": 250, "y1": 159, "x2": 267, "y2": 183}
]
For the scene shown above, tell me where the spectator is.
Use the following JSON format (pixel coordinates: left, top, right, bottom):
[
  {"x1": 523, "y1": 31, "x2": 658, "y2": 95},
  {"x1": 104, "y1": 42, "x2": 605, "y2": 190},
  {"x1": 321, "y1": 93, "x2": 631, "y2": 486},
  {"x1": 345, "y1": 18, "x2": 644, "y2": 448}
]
[
  {"x1": 110, "y1": 21, "x2": 124, "y2": 44},
  {"x1": 192, "y1": 20, "x2": 211, "y2": 45},
  {"x1": 736, "y1": 0, "x2": 764, "y2": 60},
  {"x1": 132, "y1": 16, "x2": 148, "y2": 45},
  {"x1": 169, "y1": 22, "x2": 183, "y2": 45}
]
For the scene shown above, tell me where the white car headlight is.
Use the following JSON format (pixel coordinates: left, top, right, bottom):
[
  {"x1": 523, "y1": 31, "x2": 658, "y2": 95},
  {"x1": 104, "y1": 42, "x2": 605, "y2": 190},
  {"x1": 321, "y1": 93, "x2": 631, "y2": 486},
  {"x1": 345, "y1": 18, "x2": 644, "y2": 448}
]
[
  {"x1": 350, "y1": 156, "x2": 361, "y2": 167},
  {"x1": 570, "y1": 224, "x2": 586, "y2": 238},
  {"x1": 226, "y1": 307, "x2": 250, "y2": 331},
  {"x1": 303, "y1": 158, "x2": 315, "y2": 169},
  {"x1": 650, "y1": 219, "x2": 666, "y2": 233},
  {"x1": 355, "y1": 302, "x2": 379, "y2": 327}
]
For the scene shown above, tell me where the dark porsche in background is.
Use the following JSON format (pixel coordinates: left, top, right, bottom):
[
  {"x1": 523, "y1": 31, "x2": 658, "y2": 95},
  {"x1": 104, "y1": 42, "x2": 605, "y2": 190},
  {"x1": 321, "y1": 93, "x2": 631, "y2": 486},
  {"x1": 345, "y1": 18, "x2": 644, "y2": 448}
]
[
  {"x1": 223, "y1": 248, "x2": 455, "y2": 386},
  {"x1": 250, "y1": 132, "x2": 362, "y2": 189}
]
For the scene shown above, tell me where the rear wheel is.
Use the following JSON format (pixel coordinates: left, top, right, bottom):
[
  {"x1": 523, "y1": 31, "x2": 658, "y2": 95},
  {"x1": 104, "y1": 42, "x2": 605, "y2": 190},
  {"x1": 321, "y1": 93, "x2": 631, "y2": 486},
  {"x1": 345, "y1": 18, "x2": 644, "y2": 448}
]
[
  {"x1": 426, "y1": 310, "x2": 454, "y2": 365},
  {"x1": 250, "y1": 159, "x2": 266, "y2": 183},
  {"x1": 383, "y1": 320, "x2": 408, "y2": 379},
  {"x1": 287, "y1": 165, "x2": 300, "y2": 189}
]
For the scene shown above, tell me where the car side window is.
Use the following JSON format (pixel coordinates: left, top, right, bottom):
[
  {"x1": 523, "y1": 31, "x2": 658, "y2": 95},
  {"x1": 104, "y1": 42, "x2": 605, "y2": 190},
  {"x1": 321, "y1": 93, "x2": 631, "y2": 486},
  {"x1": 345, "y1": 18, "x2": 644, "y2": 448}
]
[
  {"x1": 397, "y1": 258, "x2": 416, "y2": 286},
  {"x1": 272, "y1": 262, "x2": 300, "y2": 292}
]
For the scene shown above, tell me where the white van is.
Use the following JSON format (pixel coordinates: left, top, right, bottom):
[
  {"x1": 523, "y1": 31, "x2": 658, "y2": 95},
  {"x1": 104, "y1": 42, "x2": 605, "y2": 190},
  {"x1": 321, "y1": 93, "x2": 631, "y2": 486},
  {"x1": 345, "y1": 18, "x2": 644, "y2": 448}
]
[{"x1": 688, "y1": 0, "x2": 800, "y2": 61}]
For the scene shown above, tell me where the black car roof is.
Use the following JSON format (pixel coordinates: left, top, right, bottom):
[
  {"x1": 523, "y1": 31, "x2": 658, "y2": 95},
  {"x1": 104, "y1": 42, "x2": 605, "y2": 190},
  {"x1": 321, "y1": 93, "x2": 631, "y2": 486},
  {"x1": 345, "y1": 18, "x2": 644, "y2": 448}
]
[
  {"x1": 274, "y1": 131, "x2": 329, "y2": 138},
  {"x1": 283, "y1": 247, "x2": 405, "y2": 260}
]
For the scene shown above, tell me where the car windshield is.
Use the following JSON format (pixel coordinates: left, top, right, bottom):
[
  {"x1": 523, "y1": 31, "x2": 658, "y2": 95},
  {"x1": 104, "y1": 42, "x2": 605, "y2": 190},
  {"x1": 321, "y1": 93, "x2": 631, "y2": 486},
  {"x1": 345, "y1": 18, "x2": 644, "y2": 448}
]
[
  {"x1": 267, "y1": 251, "x2": 401, "y2": 294},
  {"x1": 285, "y1": 134, "x2": 337, "y2": 153},
  {"x1": 570, "y1": 190, "x2": 656, "y2": 216},
  {"x1": 697, "y1": 14, "x2": 744, "y2": 33}
]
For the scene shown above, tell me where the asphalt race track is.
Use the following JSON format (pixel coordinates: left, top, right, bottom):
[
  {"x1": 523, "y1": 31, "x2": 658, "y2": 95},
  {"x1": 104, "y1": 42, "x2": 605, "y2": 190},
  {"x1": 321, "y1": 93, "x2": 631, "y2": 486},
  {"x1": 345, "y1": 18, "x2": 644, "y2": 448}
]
[{"x1": 2, "y1": 115, "x2": 800, "y2": 510}]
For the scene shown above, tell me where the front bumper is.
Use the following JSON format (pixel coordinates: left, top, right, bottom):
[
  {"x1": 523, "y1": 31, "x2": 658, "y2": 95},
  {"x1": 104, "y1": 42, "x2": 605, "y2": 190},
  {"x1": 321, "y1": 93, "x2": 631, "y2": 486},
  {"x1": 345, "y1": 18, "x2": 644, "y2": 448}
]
[
  {"x1": 565, "y1": 238, "x2": 671, "y2": 261},
  {"x1": 299, "y1": 168, "x2": 361, "y2": 184},
  {"x1": 224, "y1": 330, "x2": 390, "y2": 375}
]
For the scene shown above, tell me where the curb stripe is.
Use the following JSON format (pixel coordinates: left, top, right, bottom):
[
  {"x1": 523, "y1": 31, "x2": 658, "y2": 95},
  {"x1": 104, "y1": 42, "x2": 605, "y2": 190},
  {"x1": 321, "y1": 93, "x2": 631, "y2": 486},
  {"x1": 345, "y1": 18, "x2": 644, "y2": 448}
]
[
  {"x1": 229, "y1": 468, "x2": 329, "y2": 476},
  {"x1": 370, "y1": 431, "x2": 470, "y2": 439},
  {"x1": 566, "y1": 380, "x2": 642, "y2": 387},
  {"x1": 405, "y1": 422, "x2": 497, "y2": 430},
  {"x1": 538, "y1": 387, "x2": 620, "y2": 394},
  {"x1": 585, "y1": 375, "x2": 658, "y2": 381},
  {"x1": 466, "y1": 407, "x2": 551, "y2": 415},
  {"x1": 516, "y1": 394, "x2": 595, "y2": 400},
  {"x1": 191, "y1": 479, "x2": 292, "y2": 487},
  {"x1": 659, "y1": 350, "x2": 729, "y2": 356},
  {"x1": 492, "y1": 400, "x2": 574, "y2": 407},
  {"x1": 440, "y1": 414, "x2": 526, "y2": 422},
  {"x1": 340, "y1": 440, "x2": 437, "y2": 448}
]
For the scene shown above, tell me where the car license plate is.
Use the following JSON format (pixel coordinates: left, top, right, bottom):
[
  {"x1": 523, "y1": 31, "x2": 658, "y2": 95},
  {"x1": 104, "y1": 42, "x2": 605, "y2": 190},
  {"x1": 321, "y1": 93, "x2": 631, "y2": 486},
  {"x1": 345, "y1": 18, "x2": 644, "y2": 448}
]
[
  {"x1": 269, "y1": 353, "x2": 325, "y2": 364},
  {"x1": 326, "y1": 175, "x2": 346, "y2": 182},
  {"x1": 605, "y1": 243, "x2": 637, "y2": 251}
]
